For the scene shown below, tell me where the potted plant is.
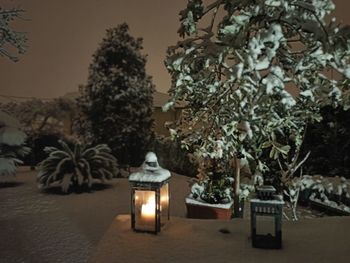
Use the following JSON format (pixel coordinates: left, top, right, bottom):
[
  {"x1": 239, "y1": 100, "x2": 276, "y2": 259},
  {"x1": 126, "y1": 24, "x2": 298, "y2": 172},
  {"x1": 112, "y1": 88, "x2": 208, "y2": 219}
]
[{"x1": 186, "y1": 158, "x2": 234, "y2": 219}]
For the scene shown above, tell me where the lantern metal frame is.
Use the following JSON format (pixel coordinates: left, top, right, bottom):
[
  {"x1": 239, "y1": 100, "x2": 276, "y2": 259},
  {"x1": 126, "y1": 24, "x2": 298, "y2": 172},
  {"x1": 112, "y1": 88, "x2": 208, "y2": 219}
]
[
  {"x1": 250, "y1": 195, "x2": 284, "y2": 249},
  {"x1": 130, "y1": 179, "x2": 170, "y2": 234}
]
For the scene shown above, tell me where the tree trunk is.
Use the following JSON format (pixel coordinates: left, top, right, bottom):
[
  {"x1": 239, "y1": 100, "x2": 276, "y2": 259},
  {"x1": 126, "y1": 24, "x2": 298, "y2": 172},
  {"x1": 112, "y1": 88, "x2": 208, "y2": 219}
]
[
  {"x1": 233, "y1": 155, "x2": 241, "y2": 218},
  {"x1": 30, "y1": 139, "x2": 36, "y2": 170}
]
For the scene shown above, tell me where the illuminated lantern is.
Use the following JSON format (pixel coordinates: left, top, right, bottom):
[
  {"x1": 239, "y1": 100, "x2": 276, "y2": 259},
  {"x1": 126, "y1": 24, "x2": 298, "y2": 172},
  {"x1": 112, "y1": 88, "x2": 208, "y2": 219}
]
[
  {"x1": 129, "y1": 152, "x2": 171, "y2": 234},
  {"x1": 250, "y1": 186, "x2": 284, "y2": 249}
]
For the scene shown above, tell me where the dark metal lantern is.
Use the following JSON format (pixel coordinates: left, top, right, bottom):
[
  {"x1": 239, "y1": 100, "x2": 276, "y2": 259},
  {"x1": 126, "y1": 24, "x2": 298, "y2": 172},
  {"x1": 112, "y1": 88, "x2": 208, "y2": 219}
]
[
  {"x1": 250, "y1": 192, "x2": 284, "y2": 249},
  {"x1": 129, "y1": 152, "x2": 171, "y2": 234}
]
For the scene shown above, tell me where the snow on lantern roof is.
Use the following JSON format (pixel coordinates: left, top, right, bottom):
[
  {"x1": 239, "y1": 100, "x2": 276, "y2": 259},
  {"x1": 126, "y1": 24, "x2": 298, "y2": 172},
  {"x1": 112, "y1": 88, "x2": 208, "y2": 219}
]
[
  {"x1": 129, "y1": 152, "x2": 171, "y2": 183},
  {"x1": 129, "y1": 168, "x2": 171, "y2": 183},
  {"x1": 250, "y1": 195, "x2": 285, "y2": 205}
]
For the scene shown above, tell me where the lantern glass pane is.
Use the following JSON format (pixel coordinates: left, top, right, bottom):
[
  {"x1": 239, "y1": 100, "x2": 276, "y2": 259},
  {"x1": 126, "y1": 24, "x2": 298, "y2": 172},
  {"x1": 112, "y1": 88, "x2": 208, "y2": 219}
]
[
  {"x1": 134, "y1": 190, "x2": 156, "y2": 231},
  {"x1": 256, "y1": 215, "x2": 275, "y2": 236},
  {"x1": 160, "y1": 183, "x2": 169, "y2": 225}
]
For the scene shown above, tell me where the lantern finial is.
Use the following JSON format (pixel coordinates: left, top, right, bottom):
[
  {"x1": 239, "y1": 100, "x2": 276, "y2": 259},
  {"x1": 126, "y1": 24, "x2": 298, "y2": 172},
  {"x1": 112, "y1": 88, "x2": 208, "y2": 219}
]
[{"x1": 143, "y1": 152, "x2": 159, "y2": 171}]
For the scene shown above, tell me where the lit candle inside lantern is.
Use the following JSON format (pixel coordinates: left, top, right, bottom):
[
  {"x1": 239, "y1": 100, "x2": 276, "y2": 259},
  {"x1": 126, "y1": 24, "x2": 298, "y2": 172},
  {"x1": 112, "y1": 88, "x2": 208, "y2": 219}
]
[
  {"x1": 160, "y1": 195, "x2": 168, "y2": 206},
  {"x1": 141, "y1": 196, "x2": 155, "y2": 222}
]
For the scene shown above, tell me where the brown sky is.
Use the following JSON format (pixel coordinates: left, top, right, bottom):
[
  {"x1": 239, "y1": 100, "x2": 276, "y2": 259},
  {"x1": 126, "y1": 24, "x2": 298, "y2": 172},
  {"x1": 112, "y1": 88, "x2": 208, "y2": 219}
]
[{"x1": 0, "y1": 0, "x2": 349, "y2": 99}]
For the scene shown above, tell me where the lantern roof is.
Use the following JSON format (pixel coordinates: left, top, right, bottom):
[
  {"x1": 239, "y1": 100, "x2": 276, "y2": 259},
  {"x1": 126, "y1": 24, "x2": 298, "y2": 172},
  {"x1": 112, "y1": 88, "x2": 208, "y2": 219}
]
[
  {"x1": 250, "y1": 195, "x2": 284, "y2": 205},
  {"x1": 129, "y1": 168, "x2": 171, "y2": 183}
]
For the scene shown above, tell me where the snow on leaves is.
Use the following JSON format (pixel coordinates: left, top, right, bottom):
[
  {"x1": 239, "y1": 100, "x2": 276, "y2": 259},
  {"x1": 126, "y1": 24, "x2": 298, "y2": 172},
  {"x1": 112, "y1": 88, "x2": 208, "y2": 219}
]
[{"x1": 165, "y1": 0, "x2": 350, "y2": 178}]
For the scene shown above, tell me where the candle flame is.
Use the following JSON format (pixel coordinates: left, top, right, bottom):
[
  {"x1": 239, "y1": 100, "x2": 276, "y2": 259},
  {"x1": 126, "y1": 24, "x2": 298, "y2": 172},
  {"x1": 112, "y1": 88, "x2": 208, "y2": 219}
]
[{"x1": 141, "y1": 196, "x2": 156, "y2": 217}]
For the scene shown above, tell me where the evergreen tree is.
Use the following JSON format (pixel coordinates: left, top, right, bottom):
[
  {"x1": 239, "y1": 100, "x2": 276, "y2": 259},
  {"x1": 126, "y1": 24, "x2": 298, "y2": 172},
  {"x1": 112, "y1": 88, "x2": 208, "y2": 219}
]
[{"x1": 77, "y1": 23, "x2": 154, "y2": 167}]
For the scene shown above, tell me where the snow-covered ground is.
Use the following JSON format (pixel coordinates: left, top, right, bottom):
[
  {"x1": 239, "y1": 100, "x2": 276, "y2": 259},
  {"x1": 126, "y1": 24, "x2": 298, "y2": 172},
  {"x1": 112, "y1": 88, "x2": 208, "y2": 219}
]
[
  {"x1": 0, "y1": 166, "x2": 189, "y2": 263},
  {"x1": 91, "y1": 214, "x2": 350, "y2": 263},
  {"x1": 1, "y1": 167, "x2": 349, "y2": 263}
]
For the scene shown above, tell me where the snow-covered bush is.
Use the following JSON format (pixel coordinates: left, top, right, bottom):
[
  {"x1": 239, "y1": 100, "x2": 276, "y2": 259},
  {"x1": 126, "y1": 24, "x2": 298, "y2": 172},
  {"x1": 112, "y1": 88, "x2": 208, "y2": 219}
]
[
  {"x1": 190, "y1": 178, "x2": 233, "y2": 204},
  {"x1": 0, "y1": 98, "x2": 76, "y2": 137},
  {"x1": 38, "y1": 140, "x2": 118, "y2": 193},
  {"x1": 299, "y1": 175, "x2": 350, "y2": 213},
  {"x1": 0, "y1": 98, "x2": 77, "y2": 168},
  {"x1": 0, "y1": 7, "x2": 27, "y2": 61},
  {"x1": 190, "y1": 179, "x2": 253, "y2": 204},
  {"x1": 190, "y1": 157, "x2": 234, "y2": 204},
  {"x1": 240, "y1": 183, "x2": 255, "y2": 200},
  {"x1": 0, "y1": 111, "x2": 30, "y2": 176},
  {"x1": 77, "y1": 23, "x2": 154, "y2": 167},
  {"x1": 164, "y1": 0, "x2": 350, "y2": 214}
]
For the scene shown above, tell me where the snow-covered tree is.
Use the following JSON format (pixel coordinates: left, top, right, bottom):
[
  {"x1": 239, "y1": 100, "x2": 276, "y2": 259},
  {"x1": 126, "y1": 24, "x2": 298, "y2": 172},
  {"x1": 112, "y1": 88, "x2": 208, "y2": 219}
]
[
  {"x1": 0, "y1": 7, "x2": 27, "y2": 61},
  {"x1": 0, "y1": 98, "x2": 77, "y2": 168},
  {"x1": 0, "y1": 98, "x2": 76, "y2": 137},
  {"x1": 0, "y1": 110, "x2": 30, "y2": 176},
  {"x1": 77, "y1": 23, "x2": 155, "y2": 167},
  {"x1": 164, "y1": 0, "x2": 350, "y2": 215}
]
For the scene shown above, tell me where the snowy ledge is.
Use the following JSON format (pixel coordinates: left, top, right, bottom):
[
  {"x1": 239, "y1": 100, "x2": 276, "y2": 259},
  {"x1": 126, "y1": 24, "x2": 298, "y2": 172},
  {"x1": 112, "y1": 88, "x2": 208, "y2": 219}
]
[
  {"x1": 129, "y1": 168, "x2": 171, "y2": 183},
  {"x1": 309, "y1": 196, "x2": 350, "y2": 214},
  {"x1": 185, "y1": 196, "x2": 233, "y2": 209}
]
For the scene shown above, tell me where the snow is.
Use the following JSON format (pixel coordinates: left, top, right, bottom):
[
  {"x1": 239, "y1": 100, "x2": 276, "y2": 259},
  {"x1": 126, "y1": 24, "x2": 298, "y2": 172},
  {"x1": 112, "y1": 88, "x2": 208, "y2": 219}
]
[
  {"x1": 0, "y1": 110, "x2": 22, "y2": 128},
  {"x1": 2, "y1": 168, "x2": 350, "y2": 263},
  {"x1": 250, "y1": 196, "x2": 285, "y2": 205},
  {"x1": 300, "y1": 90, "x2": 315, "y2": 101},
  {"x1": 190, "y1": 182, "x2": 205, "y2": 197},
  {"x1": 0, "y1": 126, "x2": 27, "y2": 146},
  {"x1": 0, "y1": 158, "x2": 17, "y2": 175},
  {"x1": 91, "y1": 215, "x2": 350, "y2": 263},
  {"x1": 248, "y1": 24, "x2": 284, "y2": 72},
  {"x1": 238, "y1": 120, "x2": 253, "y2": 139},
  {"x1": 309, "y1": 195, "x2": 350, "y2": 214},
  {"x1": 220, "y1": 12, "x2": 250, "y2": 35},
  {"x1": 265, "y1": 0, "x2": 281, "y2": 7},
  {"x1": 262, "y1": 66, "x2": 285, "y2": 94},
  {"x1": 129, "y1": 168, "x2": 171, "y2": 183},
  {"x1": 185, "y1": 196, "x2": 233, "y2": 209},
  {"x1": 162, "y1": 101, "x2": 174, "y2": 112}
]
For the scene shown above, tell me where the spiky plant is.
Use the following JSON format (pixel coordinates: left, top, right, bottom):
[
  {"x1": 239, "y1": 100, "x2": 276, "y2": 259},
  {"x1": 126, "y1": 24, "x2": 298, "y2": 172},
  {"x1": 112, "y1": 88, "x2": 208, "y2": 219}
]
[
  {"x1": 38, "y1": 140, "x2": 118, "y2": 193},
  {"x1": 0, "y1": 143, "x2": 30, "y2": 176}
]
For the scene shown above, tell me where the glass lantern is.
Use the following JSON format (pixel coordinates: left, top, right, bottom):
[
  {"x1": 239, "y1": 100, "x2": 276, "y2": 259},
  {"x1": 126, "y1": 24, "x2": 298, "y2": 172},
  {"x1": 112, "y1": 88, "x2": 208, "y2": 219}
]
[
  {"x1": 129, "y1": 152, "x2": 171, "y2": 234},
  {"x1": 130, "y1": 181, "x2": 170, "y2": 233}
]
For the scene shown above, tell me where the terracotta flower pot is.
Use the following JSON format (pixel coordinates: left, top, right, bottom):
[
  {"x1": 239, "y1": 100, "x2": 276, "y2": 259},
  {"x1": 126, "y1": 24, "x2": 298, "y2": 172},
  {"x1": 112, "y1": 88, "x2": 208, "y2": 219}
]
[{"x1": 185, "y1": 197, "x2": 233, "y2": 220}]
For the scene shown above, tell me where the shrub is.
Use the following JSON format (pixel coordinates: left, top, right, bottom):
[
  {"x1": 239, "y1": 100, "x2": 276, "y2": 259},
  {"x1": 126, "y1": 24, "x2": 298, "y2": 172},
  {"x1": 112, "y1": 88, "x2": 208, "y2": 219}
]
[
  {"x1": 0, "y1": 111, "x2": 30, "y2": 176},
  {"x1": 38, "y1": 140, "x2": 118, "y2": 193},
  {"x1": 302, "y1": 106, "x2": 350, "y2": 178},
  {"x1": 151, "y1": 136, "x2": 197, "y2": 177},
  {"x1": 0, "y1": 143, "x2": 30, "y2": 176},
  {"x1": 22, "y1": 132, "x2": 64, "y2": 167}
]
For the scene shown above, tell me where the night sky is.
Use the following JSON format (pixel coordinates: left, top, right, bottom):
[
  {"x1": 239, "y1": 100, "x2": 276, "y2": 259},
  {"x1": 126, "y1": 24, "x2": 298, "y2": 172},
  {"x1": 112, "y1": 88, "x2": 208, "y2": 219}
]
[{"x1": 0, "y1": 0, "x2": 349, "y2": 99}]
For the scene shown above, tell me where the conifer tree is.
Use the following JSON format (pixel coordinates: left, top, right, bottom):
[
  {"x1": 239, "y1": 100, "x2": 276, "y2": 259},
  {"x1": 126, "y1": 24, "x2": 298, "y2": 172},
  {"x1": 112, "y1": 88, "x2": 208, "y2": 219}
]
[{"x1": 77, "y1": 23, "x2": 154, "y2": 167}]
